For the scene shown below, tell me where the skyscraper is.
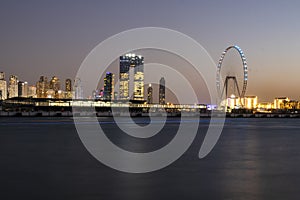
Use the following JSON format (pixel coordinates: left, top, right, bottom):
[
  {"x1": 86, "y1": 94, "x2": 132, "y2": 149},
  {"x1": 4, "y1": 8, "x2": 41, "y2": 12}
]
[
  {"x1": 50, "y1": 76, "x2": 60, "y2": 92},
  {"x1": 49, "y1": 76, "x2": 60, "y2": 98},
  {"x1": 159, "y1": 77, "x2": 165, "y2": 105},
  {"x1": 18, "y1": 81, "x2": 28, "y2": 97},
  {"x1": 36, "y1": 76, "x2": 49, "y2": 98},
  {"x1": 8, "y1": 75, "x2": 18, "y2": 98},
  {"x1": 103, "y1": 72, "x2": 114, "y2": 101},
  {"x1": 0, "y1": 72, "x2": 7, "y2": 100},
  {"x1": 27, "y1": 85, "x2": 37, "y2": 98},
  {"x1": 0, "y1": 72, "x2": 4, "y2": 80},
  {"x1": 74, "y1": 77, "x2": 83, "y2": 99},
  {"x1": 65, "y1": 78, "x2": 72, "y2": 99},
  {"x1": 65, "y1": 79, "x2": 72, "y2": 92},
  {"x1": 119, "y1": 54, "x2": 144, "y2": 100},
  {"x1": 147, "y1": 84, "x2": 153, "y2": 104},
  {"x1": 133, "y1": 57, "x2": 144, "y2": 100}
]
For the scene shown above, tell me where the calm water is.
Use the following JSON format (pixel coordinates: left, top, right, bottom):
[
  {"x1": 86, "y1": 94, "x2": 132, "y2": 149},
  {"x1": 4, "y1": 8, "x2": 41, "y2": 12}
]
[{"x1": 1, "y1": 117, "x2": 300, "y2": 200}]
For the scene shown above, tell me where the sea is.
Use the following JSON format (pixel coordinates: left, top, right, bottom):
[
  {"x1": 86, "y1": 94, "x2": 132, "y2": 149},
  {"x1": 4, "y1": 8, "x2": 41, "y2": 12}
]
[{"x1": 1, "y1": 117, "x2": 300, "y2": 200}]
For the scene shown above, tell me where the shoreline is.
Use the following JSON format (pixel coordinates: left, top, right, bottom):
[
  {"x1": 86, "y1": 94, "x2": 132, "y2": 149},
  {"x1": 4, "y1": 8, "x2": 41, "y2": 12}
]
[{"x1": 0, "y1": 111, "x2": 300, "y2": 118}]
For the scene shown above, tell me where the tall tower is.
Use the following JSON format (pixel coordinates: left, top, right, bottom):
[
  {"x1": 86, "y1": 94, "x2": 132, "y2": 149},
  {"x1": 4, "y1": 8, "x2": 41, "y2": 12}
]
[
  {"x1": 103, "y1": 72, "x2": 114, "y2": 101},
  {"x1": 65, "y1": 79, "x2": 72, "y2": 92},
  {"x1": 8, "y1": 75, "x2": 18, "y2": 98},
  {"x1": 27, "y1": 85, "x2": 37, "y2": 98},
  {"x1": 18, "y1": 81, "x2": 28, "y2": 97},
  {"x1": 50, "y1": 76, "x2": 61, "y2": 92},
  {"x1": 119, "y1": 54, "x2": 144, "y2": 100},
  {"x1": 147, "y1": 84, "x2": 153, "y2": 104},
  {"x1": 65, "y1": 78, "x2": 72, "y2": 99},
  {"x1": 0, "y1": 72, "x2": 7, "y2": 100},
  {"x1": 74, "y1": 77, "x2": 83, "y2": 99},
  {"x1": 159, "y1": 77, "x2": 165, "y2": 105},
  {"x1": 36, "y1": 76, "x2": 49, "y2": 98}
]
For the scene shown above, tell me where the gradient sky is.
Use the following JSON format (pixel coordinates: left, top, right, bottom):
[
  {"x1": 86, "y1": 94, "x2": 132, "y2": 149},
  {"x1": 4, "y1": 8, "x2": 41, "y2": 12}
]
[{"x1": 1, "y1": 0, "x2": 300, "y2": 102}]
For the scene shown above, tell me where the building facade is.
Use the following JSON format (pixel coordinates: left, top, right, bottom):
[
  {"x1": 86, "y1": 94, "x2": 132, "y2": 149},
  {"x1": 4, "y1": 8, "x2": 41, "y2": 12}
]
[
  {"x1": 103, "y1": 72, "x2": 114, "y2": 101},
  {"x1": 36, "y1": 76, "x2": 49, "y2": 98},
  {"x1": 27, "y1": 85, "x2": 37, "y2": 98},
  {"x1": 49, "y1": 76, "x2": 61, "y2": 98},
  {"x1": 274, "y1": 97, "x2": 290, "y2": 109},
  {"x1": 65, "y1": 79, "x2": 72, "y2": 99},
  {"x1": 8, "y1": 75, "x2": 18, "y2": 98},
  {"x1": 242, "y1": 96, "x2": 258, "y2": 109},
  {"x1": 0, "y1": 72, "x2": 7, "y2": 100},
  {"x1": 147, "y1": 84, "x2": 153, "y2": 104},
  {"x1": 159, "y1": 77, "x2": 165, "y2": 105},
  {"x1": 18, "y1": 81, "x2": 28, "y2": 97},
  {"x1": 74, "y1": 77, "x2": 83, "y2": 99},
  {"x1": 50, "y1": 76, "x2": 60, "y2": 91},
  {"x1": 119, "y1": 54, "x2": 144, "y2": 100}
]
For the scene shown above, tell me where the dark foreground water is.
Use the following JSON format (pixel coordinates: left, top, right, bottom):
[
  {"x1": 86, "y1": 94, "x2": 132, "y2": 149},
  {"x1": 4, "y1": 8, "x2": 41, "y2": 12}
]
[{"x1": 1, "y1": 117, "x2": 300, "y2": 200}]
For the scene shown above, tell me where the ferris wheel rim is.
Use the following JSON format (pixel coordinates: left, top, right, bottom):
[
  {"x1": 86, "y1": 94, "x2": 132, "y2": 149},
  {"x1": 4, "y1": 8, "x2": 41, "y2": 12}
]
[{"x1": 216, "y1": 45, "x2": 248, "y2": 98}]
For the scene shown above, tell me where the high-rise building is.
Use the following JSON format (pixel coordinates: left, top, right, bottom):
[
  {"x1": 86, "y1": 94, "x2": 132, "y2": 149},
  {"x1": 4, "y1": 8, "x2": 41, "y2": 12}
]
[
  {"x1": 119, "y1": 54, "x2": 144, "y2": 100},
  {"x1": 0, "y1": 72, "x2": 7, "y2": 100},
  {"x1": 147, "y1": 84, "x2": 153, "y2": 104},
  {"x1": 27, "y1": 85, "x2": 37, "y2": 98},
  {"x1": 133, "y1": 57, "x2": 144, "y2": 100},
  {"x1": 18, "y1": 81, "x2": 28, "y2": 97},
  {"x1": 8, "y1": 75, "x2": 18, "y2": 98},
  {"x1": 159, "y1": 77, "x2": 165, "y2": 105},
  {"x1": 65, "y1": 79, "x2": 72, "y2": 92},
  {"x1": 49, "y1": 76, "x2": 61, "y2": 98},
  {"x1": 74, "y1": 77, "x2": 83, "y2": 99},
  {"x1": 50, "y1": 76, "x2": 60, "y2": 91},
  {"x1": 36, "y1": 76, "x2": 49, "y2": 98},
  {"x1": 65, "y1": 78, "x2": 72, "y2": 99},
  {"x1": 103, "y1": 72, "x2": 114, "y2": 101},
  {"x1": 0, "y1": 72, "x2": 4, "y2": 80}
]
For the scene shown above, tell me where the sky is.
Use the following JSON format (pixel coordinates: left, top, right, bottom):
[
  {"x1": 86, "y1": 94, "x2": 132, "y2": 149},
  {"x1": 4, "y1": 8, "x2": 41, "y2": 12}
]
[{"x1": 1, "y1": 0, "x2": 300, "y2": 102}]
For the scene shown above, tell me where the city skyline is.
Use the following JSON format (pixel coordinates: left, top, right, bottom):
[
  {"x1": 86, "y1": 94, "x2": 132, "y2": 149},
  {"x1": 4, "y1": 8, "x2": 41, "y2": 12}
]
[{"x1": 1, "y1": 1, "x2": 300, "y2": 101}]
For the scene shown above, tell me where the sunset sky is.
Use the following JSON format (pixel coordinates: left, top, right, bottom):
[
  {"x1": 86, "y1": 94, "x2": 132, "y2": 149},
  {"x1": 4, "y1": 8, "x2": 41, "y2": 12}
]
[{"x1": 1, "y1": 0, "x2": 300, "y2": 102}]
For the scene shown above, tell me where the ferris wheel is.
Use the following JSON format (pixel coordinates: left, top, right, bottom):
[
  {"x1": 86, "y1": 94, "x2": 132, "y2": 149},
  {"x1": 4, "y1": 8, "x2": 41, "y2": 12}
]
[{"x1": 216, "y1": 45, "x2": 248, "y2": 101}]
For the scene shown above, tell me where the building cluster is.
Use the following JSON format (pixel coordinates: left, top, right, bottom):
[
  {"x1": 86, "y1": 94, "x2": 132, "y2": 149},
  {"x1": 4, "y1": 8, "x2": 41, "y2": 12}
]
[
  {"x1": 4, "y1": 53, "x2": 296, "y2": 111},
  {"x1": 94, "y1": 54, "x2": 166, "y2": 104},
  {"x1": 0, "y1": 53, "x2": 166, "y2": 103},
  {"x1": 0, "y1": 71, "x2": 83, "y2": 100},
  {"x1": 225, "y1": 95, "x2": 300, "y2": 112}
]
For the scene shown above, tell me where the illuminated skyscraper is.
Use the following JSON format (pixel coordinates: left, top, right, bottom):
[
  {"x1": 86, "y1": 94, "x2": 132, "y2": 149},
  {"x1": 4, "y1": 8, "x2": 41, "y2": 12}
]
[
  {"x1": 36, "y1": 76, "x2": 49, "y2": 98},
  {"x1": 119, "y1": 54, "x2": 144, "y2": 100},
  {"x1": 27, "y1": 85, "x2": 37, "y2": 98},
  {"x1": 103, "y1": 72, "x2": 114, "y2": 101},
  {"x1": 159, "y1": 77, "x2": 165, "y2": 105},
  {"x1": 119, "y1": 55, "x2": 130, "y2": 100},
  {"x1": 49, "y1": 76, "x2": 61, "y2": 98},
  {"x1": 65, "y1": 79, "x2": 72, "y2": 92},
  {"x1": 0, "y1": 72, "x2": 7, "y2": 100},
  {"x1": 18, "y1": 81, "x2": 28, "y2": 97},
  {"x1": 65, "y1": 78, "x2": 72, "y2": 99},
  {"x1": 8, "y1": 75, "x2": 18, "y2": 98},
  {"x1": 50, "y1": 76, "x2": 60, "y2": 91},
  {"x1": 147, "y1": 84, "x2": 153, "y2": 104}
]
